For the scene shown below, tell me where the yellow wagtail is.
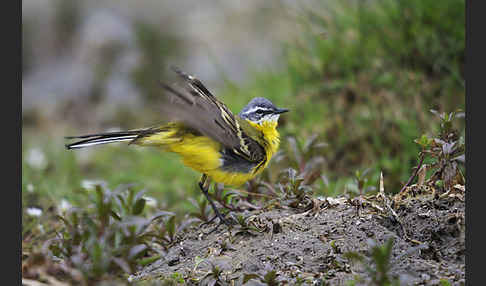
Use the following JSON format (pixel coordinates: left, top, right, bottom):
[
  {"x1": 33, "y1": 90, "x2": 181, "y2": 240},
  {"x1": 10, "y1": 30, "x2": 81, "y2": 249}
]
[{"x1": 66, "y1": 67, "x2": 289, "y2": 228}]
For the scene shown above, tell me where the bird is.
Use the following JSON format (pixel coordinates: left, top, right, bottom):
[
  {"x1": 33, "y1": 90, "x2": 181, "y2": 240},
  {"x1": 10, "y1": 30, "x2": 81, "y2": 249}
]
[{"x1": 65, "y1": 67, "x2": 289, "y2": 231}]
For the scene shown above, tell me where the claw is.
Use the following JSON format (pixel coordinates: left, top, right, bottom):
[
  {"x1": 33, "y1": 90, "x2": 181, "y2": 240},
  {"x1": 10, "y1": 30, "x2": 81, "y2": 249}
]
[
  {"x1": 200, "y1": 212, "x2": 227, "y2": 228},
  {"x1": 203, "y1": 218, "x2": 231, "y2": 235}
]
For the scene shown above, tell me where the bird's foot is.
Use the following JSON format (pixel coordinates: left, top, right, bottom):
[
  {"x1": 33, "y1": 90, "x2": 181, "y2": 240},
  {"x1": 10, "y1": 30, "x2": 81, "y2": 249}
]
[{"x1": 200, "y1": 212, "x2": 232, "y2": 235}]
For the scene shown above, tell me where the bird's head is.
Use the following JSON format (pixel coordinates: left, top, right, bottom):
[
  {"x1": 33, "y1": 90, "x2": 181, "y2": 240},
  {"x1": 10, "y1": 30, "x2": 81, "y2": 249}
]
[{"x1": 239, "y1": 97, "x2": 289, "y2": 126}]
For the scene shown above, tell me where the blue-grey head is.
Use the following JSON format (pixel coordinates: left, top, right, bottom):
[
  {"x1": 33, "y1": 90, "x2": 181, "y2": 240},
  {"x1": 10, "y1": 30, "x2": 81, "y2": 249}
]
[{"x1": 239, "y1": 97, "x2": 289, "y2": 124}]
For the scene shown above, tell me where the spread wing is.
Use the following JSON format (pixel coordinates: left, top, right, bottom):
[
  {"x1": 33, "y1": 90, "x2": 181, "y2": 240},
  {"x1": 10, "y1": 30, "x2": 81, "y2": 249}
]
[{"x1": 159, "y1": 67, "x2": 265, "y2": 163}]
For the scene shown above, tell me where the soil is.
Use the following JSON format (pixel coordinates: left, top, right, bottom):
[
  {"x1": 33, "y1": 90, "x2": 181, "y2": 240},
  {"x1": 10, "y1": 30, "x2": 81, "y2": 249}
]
[{"x1": 130, "y1": 184, "x2": 465, "y2": 286}]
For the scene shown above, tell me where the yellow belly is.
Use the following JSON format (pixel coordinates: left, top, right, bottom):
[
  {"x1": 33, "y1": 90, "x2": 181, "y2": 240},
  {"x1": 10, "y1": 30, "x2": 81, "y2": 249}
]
[
  {"x1": 206, "y1": 169, "x2": 257, "y2": 186},
  {"x1": 168, "y1": 135, "x2": 259, "y2": 186}
]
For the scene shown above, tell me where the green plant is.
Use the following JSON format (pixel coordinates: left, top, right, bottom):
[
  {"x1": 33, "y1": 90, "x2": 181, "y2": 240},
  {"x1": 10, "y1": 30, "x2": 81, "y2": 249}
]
[
  {"x1": 410, "y1": 109, "x2": 465, "y2": 192},
  {"x1": 228, "y1": 213, "x2": 267, "y2": 237},
  {"x1": 280, "y1": 135, "x2": 327, "y2": 185},
  {"x1": 269, "y1": 0, "x2": 465, "y2": 194},
  {"x1": 48, "y1": 184, "x2": 173, "y2": 281},
  {"x1": 210, "y1": 184, "x2": 245, "y2": 212},
  {"x1": 159, "y1": 272, "x2": 186, "y2": 285},
  {"x1": 274, "y1": 168, "x2": 314, "y2": 210},
  {"x1": 344, "y1": 238, "x2": 400, "y2": 286},
  {"x1": 148, "y1": 214, "x2": 199, "y2": 250},
  {"x1": 243, "y1": 270, "x2": 280, "y2": 286},
  {"x1": 439, "y1": 278, "x2": 452, "y2": 286},
  {"x1": 198, "y1": 261, "x2": 226, "y2": 286},
  {"x1": 349, "y1": 168, "x2": 377, "y2": 197}
]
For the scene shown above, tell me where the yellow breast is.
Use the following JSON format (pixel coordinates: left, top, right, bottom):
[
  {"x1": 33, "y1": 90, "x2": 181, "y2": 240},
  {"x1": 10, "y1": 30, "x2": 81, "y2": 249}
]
[
  {"x1": 206, "y1": 120, "x2": 280, "y2": 186},
  {"x1": 247, "y1": 120, "x2": 281, "y2": 175}
]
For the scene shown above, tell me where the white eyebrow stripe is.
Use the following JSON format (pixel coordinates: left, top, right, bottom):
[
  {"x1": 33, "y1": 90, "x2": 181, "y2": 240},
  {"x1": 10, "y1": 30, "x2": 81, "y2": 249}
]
[{"x1": 242, "y1": 106, "x2": 271, "y2": 115}]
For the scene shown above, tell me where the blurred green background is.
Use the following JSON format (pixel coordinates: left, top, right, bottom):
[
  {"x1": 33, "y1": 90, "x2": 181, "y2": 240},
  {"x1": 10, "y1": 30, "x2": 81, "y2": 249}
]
[{"x1": 22, "y1": 0, "x2": 465, "y2": 219}]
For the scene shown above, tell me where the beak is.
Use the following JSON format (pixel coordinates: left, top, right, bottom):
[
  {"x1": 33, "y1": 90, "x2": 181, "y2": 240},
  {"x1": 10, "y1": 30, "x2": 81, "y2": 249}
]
[{"x1": 274, "y1": 108, "x2": 289, "y2": 114}]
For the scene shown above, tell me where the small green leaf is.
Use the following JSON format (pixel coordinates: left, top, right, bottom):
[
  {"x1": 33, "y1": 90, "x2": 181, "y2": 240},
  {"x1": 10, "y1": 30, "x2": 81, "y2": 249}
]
[
  {"x1": 439, "y1": 279, "x2": 452, "y2": 286},
  {"x1": 343, "y1": 251, "x2": 364, "y2": 262},
  {"x1": 110, "y1": 210, "x2": 121, "y2": 221},
  {"x1": 263, "y1": 270, "x2": 278, "y2": 285},
  {"x1": 167, "y1": 216, "x2": 176, "y2": 240},
  {"x1": 194, "y1": 256, "x2": 205, "y2": 270},
  {"x1": 243, "y1": 273, "x2": 261, "y2": 283},
  {"x1": 151, "y1": 211, "x2": 175, "y2": 222},
  {"x1": 132, "y1": 198, "x2": 146, "y2": 215},
  {"x1": 435, "y1": 180, "x2": 444, "y2": 188},
  {"x1": 95, "y1": 185, "x2": 104, "y2": 204},
  {"x1": 127, "y1": 189, "x2": 135, "y2": 209},
  {"x1": 414, "y1": 134, "x2": 432, "y2": 148},
  {"x1": 116, "y1": 194, "x2": 129, "y2": 213}
]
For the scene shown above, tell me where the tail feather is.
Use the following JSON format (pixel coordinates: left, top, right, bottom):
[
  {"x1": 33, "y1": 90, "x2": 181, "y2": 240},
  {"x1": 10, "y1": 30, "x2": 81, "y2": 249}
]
[{"x1": 65, "y1": 130, "x2": 148, "y2": 150}]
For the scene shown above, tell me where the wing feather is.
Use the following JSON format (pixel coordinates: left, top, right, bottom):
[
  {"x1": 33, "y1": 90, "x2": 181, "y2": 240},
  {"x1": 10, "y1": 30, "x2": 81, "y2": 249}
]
[{"x1": 159, "y1": 67, "x2": 265, "y2": 163}]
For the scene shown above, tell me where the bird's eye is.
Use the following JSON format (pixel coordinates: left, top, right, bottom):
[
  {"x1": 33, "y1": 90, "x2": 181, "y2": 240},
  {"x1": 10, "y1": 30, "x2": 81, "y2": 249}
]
[{"x1": 255, "y1": 109, "x2": 265, "y2": 114}]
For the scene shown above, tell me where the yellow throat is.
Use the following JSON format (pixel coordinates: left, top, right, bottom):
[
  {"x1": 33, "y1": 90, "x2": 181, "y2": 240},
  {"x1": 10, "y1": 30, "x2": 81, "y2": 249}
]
[{"x1": 247, "y1": 119, "x2": 281, "y2": 173}]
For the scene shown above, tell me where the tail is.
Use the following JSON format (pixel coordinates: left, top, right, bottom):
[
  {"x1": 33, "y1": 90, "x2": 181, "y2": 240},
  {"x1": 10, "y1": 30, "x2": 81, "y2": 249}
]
[{"x1": 65, "y1": 130, "x2": 150, "y2": 150}]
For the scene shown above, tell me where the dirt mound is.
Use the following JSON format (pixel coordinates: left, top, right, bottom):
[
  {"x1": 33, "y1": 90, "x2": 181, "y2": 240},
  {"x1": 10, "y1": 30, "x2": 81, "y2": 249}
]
[{"x1": 131, "y1": 184, "x2": 465, "y2": 285}]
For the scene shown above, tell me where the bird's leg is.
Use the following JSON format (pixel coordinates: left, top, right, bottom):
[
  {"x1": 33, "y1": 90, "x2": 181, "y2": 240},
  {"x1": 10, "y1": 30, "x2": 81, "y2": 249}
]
[{"x1": 198, "y1": 174, "x2": 231, "y2": 233}]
